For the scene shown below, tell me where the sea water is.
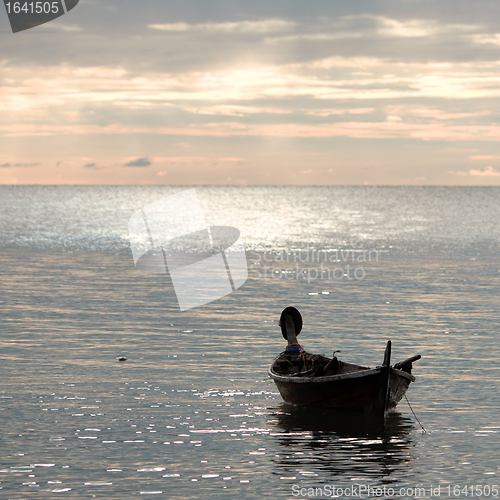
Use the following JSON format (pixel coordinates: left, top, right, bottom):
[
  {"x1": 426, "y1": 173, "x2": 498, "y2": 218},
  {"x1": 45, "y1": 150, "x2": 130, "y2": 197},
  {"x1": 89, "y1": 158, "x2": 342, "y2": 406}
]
[{"x1": 0, "y1": 186, "x2": 499, "y2": 499}]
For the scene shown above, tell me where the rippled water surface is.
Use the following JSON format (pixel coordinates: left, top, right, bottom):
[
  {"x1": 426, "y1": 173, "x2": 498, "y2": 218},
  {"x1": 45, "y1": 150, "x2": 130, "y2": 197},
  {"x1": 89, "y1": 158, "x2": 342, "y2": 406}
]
[
  {"x1": 1, "y1": 187, "x2": 499, "y2": 499},
  {"x1": 0, "y1": 185, "x2": 499, "y2": 253}
]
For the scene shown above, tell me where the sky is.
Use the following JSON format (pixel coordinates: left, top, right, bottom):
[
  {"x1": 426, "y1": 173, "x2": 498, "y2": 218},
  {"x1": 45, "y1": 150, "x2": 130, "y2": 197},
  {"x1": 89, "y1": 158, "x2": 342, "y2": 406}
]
[{"x1": 2, "y1": 0, "x2": 500, "y2": 185}]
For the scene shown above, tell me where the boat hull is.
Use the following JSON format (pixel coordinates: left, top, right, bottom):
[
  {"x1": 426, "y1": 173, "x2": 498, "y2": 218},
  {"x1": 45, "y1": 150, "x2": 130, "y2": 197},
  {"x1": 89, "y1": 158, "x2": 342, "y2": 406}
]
[{"x1": 269, "y1": 366, "x2": 414, "y2": 416}]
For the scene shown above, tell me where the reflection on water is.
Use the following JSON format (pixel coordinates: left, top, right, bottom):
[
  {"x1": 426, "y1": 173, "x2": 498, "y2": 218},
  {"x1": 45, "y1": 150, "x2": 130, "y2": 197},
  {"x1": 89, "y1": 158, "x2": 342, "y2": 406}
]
[
  {"x1": 270, "y1": 404, "x2": 416, "y2": 486},
  {"x1": 1, "y1": 199, "x2": 500, "y2": 500}
]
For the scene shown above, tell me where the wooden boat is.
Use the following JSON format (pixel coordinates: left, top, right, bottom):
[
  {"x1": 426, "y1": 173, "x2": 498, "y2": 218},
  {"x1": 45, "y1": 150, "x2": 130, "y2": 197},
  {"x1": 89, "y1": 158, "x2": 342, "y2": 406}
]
[{"x1": 268, "y1": 307, "x2": 421, "y2": 416}]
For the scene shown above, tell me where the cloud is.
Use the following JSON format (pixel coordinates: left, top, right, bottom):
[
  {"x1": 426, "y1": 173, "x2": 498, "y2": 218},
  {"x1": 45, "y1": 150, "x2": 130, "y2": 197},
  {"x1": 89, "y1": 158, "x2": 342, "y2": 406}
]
[
  {"x1": 468, "y1": 155, "x2": 500, "y2": 160},
  {"x1": 468, "y1": 166, "x2": 500, "y2": 176},
  {"x1": 377, "y1": 17, "x2": 436, "y2": 38},
  {"x1": 264, "y1": 32, "x2": 362, "y2": 44},
  {"x1": 306, "y1": 108, "x2": 375, "y2": 117},
  {"x1": 375, "y1": 16, "x2": 479, "y2": 38},
  {"x1": 386, "y1": 106, "x2": 491, "y2": 121},
  {"x1": 6, "y1": 58, "x2": 500, "y2": 121},
  {"x1": 3, "y1": 7, "x2": 500, "y2": 186},
  {"x1": 0, "y1": 162, "x2": 39, "y2": 167},
  {"x1": 39, "y1": 22, "x2": 82, "y2": 32},
  {"x1": 263, "y1": 15, "x2": 482, "y2": 48},
  {"x1": 7, "y1": 121, "x2": 500, "y2": 142},
  {"x1": 154, "y1": 156, "x2": 208, "y2": 163},
  {"x1": 148, "y1": 19, "x2": 295, "y2": 34},
  {"x1": 185, "y1": 105, "x2": 292, "y2": 116},
  {"x1": 452, "y1": 166, "x2": 500, "y2": 176},
  {"x1": 123, "y1": 157, "x2": 152, "y2": 167},
  {"x1": 471, "y1": 34, "x2": 500, "y2": 46}
]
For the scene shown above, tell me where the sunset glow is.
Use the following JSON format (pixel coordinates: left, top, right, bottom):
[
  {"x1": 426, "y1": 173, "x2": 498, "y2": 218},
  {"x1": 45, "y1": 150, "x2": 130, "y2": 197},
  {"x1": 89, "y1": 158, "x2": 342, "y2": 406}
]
[{"x1": 1, "y1": 2, "x2": 500, "y2": 184}]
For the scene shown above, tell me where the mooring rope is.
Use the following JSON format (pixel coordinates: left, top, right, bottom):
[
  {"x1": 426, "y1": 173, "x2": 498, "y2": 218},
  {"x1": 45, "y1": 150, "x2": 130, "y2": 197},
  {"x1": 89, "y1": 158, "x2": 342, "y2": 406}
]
[{"x1": 404, "y1": 394, "x2": 426, "y2": 433}]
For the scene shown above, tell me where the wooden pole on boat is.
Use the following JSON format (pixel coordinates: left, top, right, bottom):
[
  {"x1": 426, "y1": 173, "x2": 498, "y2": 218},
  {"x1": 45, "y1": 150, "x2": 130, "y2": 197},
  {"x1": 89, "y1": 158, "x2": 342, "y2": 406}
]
[
  {"x1": 383, "y1": 340, "x2": 391, "y2": 367},
  {"x1": 284, "y1": 313, "x2": 299, "y2": 345},
  {"x1": 280, "y1": 306, "x2": 302, "y2": 343},
  {"x1": 382, "y1": 340, "x2": 392, "y2": 414},
  {"x1": 394, "y1": 354, "x2": 421, "y2": 370}
]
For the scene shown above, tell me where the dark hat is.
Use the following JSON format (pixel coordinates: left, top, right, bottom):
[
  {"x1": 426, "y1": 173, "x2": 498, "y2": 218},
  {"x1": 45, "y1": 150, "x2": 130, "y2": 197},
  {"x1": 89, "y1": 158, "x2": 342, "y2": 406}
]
[{"x1": 279, "y1": 306, "x2": 303, "y2": 340}]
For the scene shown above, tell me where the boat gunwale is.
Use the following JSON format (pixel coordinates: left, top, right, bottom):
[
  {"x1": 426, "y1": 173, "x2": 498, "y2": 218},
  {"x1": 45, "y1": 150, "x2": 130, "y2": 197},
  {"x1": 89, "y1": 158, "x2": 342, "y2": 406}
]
[{"x1": 268, "y1": 366, "x2": 415, "y2": 384}]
